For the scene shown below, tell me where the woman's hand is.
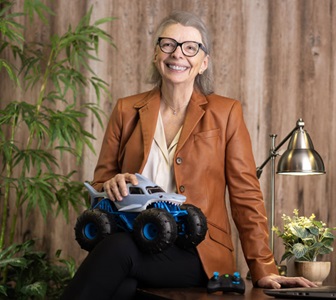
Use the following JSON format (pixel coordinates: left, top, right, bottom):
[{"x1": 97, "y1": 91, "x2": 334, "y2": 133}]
[
  {"x1": 257, "y1": 274, "x2": 318, "y2": 289},
  {"x1": 103, "y1": 173, "x2": 138, "y2": 201}
]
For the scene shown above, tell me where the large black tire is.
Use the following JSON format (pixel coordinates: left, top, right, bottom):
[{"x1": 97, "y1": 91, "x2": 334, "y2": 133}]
[
  {"x1": 175, "y1": 204, "x2": 208, "y2": 249},
  {"x1": 133, "y1": 208, "x2": 177, "y2": 254},
  {"x1": 75, "y1": 209, "x2": 118, "y2": 252}
]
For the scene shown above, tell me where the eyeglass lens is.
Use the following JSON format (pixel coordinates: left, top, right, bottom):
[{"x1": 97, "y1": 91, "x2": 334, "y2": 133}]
[{"x1": 158, "y1": 38, "x2": 201, "y2": 57}]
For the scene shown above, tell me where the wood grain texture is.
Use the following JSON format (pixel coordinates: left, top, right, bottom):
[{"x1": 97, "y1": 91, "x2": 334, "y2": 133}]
[{"x1": 1, "y1": 0, "x2": 335, "y2": 284}]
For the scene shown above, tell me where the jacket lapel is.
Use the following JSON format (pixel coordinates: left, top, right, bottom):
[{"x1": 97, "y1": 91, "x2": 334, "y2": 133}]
[
  {"x1": 134, "y1": 89, "x2": 161, "y2": 169},
  {"x1": 133, "y1": 89, "x2": 208, "y2": 160},
  {"x1": 177, "y1": 91, "x2": 208, "y2": 152}
]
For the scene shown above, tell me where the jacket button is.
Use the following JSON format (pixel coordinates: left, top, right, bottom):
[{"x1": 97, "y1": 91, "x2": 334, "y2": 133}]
[
  {"x1": 179, "y1": 185, "x2": 185, "y2": 193},
  {"x1": 176, "y1": 157, "x2": 183, "y2": 165}
]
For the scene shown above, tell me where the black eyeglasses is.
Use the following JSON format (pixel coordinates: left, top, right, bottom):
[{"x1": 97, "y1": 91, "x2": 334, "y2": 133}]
[{"x1": 157, "y1": 37, "x2": 207, "y2": 57}]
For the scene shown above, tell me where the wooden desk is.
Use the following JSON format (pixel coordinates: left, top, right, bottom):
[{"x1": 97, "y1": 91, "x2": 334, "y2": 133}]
[{"x1": 136, "y1": 280, "x2": 275, "y2": 300}]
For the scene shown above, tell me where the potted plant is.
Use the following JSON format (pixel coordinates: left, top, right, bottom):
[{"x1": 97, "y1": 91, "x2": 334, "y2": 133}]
[{"x1": 273, "y1": 209, "x2": 336, "y2": 284}]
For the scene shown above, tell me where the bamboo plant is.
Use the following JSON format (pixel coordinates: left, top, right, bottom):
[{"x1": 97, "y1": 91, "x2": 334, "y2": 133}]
[{"x1": 0, "y1": 0, "x2": 115, "y2": 297}]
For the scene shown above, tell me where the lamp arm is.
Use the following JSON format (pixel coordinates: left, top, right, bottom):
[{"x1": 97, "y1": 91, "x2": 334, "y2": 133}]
[{"x1": 256, "y1": 119, "x2": 304, "y2": 179}]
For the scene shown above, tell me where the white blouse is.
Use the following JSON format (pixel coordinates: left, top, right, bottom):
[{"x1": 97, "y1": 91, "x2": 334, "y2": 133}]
[{"x1": 141, "y1": 112, "x2": 182, "y2": 193}]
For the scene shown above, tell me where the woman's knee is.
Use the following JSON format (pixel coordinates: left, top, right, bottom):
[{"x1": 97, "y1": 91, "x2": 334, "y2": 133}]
[{"x1": 92, "y1": 232, "x2": 140, "y2": 261}]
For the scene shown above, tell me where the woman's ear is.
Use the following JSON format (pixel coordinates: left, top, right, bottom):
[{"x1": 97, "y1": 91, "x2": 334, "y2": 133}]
[
  {"x1": 199, "y1": 55, "x2": 209, "y2": 74},
  {"x1": 153, "y1": 47, "x2": 159, "y2": 62},
  {"x1": 153, "y1": 47, "x2": 159, "y2": 63}
]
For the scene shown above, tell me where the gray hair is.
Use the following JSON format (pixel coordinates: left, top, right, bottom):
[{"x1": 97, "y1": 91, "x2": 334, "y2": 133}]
[{"x1": 146, "y1": 11, "x2": 214, "y2": 95}]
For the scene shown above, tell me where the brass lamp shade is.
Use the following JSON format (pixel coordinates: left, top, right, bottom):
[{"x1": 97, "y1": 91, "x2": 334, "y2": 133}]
[{"x1": 277, "y1": 128, "x2": 325, "y2": 175}]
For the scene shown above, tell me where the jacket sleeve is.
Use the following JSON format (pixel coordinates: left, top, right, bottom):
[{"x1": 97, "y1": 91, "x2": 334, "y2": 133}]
[
  {"x1": 225, "y1": 101, "x2": 278, "y2": 284},
  {"x1": 91, "y1": 100, "x2": 124, "y2": 191}
]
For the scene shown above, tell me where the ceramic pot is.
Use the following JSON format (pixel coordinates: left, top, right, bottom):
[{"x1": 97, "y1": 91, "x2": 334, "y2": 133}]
[{"x1": 294, "y1": 261, "x2": 331, "y2": 286}]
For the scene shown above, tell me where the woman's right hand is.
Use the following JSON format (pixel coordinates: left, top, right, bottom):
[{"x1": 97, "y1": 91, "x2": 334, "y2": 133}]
[{"x1": 103, "y1": 173, "x2": 138, "y2": 201}]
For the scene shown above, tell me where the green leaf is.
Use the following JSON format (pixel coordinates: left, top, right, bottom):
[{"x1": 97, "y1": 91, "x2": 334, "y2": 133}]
[
  {"x1": 94, "y1": 16, "x2": 117, "y2": 26},
  {"x1": 316, "y1": 244, "x2": 333, "y2": 255},
  {"x1": 0, "y1": 285, "x2": 7, "y2": 296},
  {"x1": 55, "y1": 179, "x2": 87, "y2": 220},
  {"x1": 0, "y1": 257, "x2": 27, "y2": 268},
  {"x1": 0, "y1": 58, "x2": 20, "y2": 84},
  {"x1": 280, "y1": 251, "x2": 293, "y2": 263},
  {"x1": 55, "y1": 249, "x2": 62, "y2": 258},
  {"x1": 0, "y1": 140, "x2": 19, "y2": 171},
  {"x1": 23, "y1": 0, "x2": 55, "y2": 24},
  {"x1": 20, "y1": 281, "x2": 47, "y2": 297},
  {"x1": 292, "y1": 243, "x2": 308, "y2": 259},
  {"x1": 307, "y1": 226, "x2": 319, "y2": 237},
  {"x1": 83, "y1": 102, "x2": 105, "y2": 128},
  {"x1": 13, "y1": 149, "x2": 58, "y2": 173},
  {"x1": 24, "y1": 176, "x2": 56, "y2": 218},
  {"x1": 0, "y1": 5, "x2": 25, "y2": 46},
  {"x1": 290, "y1": 224, "x2": 309, "y2": 239},
  {"x1": 323, "y1": 230, "x2": 335, "y2": 239},
  {"x1": 0, "y1": 240, "x2": 35, "y2": 260}
]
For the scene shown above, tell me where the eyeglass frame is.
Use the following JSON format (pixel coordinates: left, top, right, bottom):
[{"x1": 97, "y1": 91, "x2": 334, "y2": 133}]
[{"x1": 157, "y1": 37, "x2": 208, "y2": 57}]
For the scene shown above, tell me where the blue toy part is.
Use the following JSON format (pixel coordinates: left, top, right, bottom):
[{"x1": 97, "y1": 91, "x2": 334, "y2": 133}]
[
  {"x1": 84, "y1": 222, "x2": 98, "y2": 239},
  {"x1": 143, "y1": 222, "x2": 158, "y2": 240}
]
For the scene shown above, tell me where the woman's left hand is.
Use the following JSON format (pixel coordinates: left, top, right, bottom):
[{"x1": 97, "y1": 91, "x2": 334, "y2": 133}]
[{"x1": 257, "y1": 274, "x2": 318, "y2": 289}]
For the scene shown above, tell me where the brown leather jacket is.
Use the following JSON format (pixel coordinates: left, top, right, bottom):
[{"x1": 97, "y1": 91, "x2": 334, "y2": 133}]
[{"x1": 92, "y1": 88, "x2": 278, "y2": 284}]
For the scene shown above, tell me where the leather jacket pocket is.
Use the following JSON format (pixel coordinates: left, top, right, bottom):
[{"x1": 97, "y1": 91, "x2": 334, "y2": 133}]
[
  {"x1": 207, "y1": 221, "x2": 234, "y2": 251},
  {"x1": 194, "y1": 128, "x2": 220, "y2": 142}
]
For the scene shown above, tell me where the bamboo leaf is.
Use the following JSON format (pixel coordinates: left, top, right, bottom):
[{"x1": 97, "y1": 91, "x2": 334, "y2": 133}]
[
  {"x1": 82, "y1": 102, "x2": 105, "y2": 128},
  {"x1": 0, "y1": 58, "x2": 20, "y2": 84},
  {"x1": 24, "y1": 0, "x2": 55, "y2": 24},
  {"x1": 94, "y1": 16, "x2": 117, "y2": 26}
]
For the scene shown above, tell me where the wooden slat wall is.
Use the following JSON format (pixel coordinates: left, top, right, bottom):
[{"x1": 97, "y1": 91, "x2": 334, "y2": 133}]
[{"x1": 1, "y1": 0, "x2": 335, "y2": 284}]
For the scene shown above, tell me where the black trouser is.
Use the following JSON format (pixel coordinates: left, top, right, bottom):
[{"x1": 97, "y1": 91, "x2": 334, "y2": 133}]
[{"x1": 61, "y1": 232, "x2": 208, "y2": 300}]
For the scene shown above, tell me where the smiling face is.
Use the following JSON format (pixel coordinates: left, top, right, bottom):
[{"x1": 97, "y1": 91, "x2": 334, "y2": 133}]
[{"x1": 153, "y1": 23, "x2": 209, "y2": 90}]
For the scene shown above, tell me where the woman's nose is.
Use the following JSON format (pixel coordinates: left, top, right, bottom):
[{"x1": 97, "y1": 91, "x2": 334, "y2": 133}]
[{"x1": 171, "y1": 44, "x2": 184, "y2": 57}]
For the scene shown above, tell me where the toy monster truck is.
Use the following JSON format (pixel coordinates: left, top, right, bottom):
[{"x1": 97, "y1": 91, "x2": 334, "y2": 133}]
[{"x1": 75, "y1": 173, "x2": 207, "y2": 254}]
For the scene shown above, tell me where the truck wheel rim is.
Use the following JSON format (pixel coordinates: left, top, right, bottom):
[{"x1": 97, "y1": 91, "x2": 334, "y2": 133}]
[
  {"x1": 143, "y1": 223, "x2": 158, "y2": 240},
  {"x1": 84, "y1": 222, "x2": 97, "y2": 240}
]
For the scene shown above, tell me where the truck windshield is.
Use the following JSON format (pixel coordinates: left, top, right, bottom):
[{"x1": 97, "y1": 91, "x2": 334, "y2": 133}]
[{"x1": 147, "y1": 186, "x2": 165, "y2": 194}]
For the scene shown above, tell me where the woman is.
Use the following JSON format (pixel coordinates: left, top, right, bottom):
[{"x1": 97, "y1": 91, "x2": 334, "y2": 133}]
[{"x1": 62, "y1": 10, "x2": 315, "y2": 300}]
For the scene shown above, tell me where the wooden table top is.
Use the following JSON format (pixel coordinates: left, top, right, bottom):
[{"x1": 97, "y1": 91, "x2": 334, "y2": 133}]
[{"x1": 136, "y1": 280, "x2": 276, "y2": 300}]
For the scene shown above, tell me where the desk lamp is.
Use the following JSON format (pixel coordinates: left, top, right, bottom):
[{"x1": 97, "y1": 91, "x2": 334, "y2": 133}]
[{"x1": 256, "y1": 118, "x2": 325, "y2": 252}]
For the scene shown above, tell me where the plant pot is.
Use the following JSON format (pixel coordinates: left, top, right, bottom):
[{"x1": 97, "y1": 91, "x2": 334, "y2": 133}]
[{"x1": 294, "y1": 261, "x2": 331, "y2": 286}]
